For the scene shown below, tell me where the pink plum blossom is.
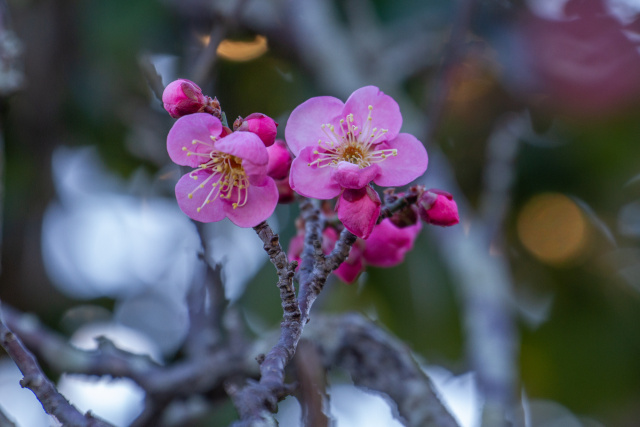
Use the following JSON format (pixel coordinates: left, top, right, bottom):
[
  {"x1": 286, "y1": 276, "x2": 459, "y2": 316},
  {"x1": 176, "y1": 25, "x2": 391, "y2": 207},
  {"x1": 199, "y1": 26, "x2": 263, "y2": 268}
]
[
  {"x1": 167, "y1": 113, "x2": 278, "y2": 227},
  {"x1": 286, "y1": 86, "x2": 428, "y2": 239},
  {"x1": 288, "y1": 218, "x2": 421, "y2": 284},
  {"x1": 266, "y1": 139, "x2": 293, "y2": 180},
  {"x1": 417, "y1": 189, "x2": 459, "y2": 227},
  {"x1": 266, "y1": 140, "x2": 295, "y2": 204},
  {"x1": 234, "y1": 113, "x2": 278, "y2": 147},
  {"x1": 162, "y1": 79, "x2": 219, "y2": 118},
  {"x1": 363, "y1": 218, "x2": 422, "y2": 267}
]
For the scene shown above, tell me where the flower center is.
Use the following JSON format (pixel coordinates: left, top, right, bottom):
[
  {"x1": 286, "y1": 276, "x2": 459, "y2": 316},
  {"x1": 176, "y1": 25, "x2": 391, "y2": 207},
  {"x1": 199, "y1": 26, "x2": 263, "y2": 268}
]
[
  {"x1": 182, "y1": 137, "x2": 250, "y2": 211},
  {"x1": 308, "y1": 105, "x2": 397, "y2": 169}
]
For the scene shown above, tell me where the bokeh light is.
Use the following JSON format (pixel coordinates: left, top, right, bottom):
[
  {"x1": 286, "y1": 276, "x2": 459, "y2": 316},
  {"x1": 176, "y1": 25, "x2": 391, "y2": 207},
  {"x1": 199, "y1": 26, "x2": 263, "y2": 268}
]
[
  {"x1": 216, "y1": 35, "x2": 268, "y2": 62},
  {"x1": 517, "y1": 193, "x2": 589, "y2": 265}
]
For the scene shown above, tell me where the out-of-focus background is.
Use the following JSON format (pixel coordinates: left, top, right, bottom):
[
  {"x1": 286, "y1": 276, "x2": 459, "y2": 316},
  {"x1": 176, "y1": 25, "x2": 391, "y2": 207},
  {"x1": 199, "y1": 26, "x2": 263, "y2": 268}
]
[{"x1": 1, "y1": 0, "x2": 640, "y2": 426}]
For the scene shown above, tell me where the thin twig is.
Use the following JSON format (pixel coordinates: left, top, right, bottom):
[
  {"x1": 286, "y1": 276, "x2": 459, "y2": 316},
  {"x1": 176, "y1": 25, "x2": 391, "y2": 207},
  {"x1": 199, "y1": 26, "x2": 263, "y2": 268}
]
[
  {"x1": 2, "y1": 304, "x2": 246, "y2": 397},
  {"x1": 231, "y1": 217, "x2": 357, "y2": 426},
  {"x1": 0, "y1": 302, "x2": 115, "y2": 427}
]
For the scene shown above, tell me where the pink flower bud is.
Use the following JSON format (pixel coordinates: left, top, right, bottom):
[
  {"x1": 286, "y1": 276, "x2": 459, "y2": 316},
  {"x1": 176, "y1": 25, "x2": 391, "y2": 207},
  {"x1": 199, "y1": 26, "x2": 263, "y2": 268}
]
[
  {"x1": 266, "y1": 139, "x2": 293, "y2": 180},
  {"x1": 162, "y1": 79, "x2": 208, "y2": 118},
  {"x1": 275, "y1": 177, "x2": 295, "y2": 204},
  {"x1": 418, "y1": 189, "x2": 459, "y2": 227},
  {"x1": 235, "y1": 113, "x2": 278, "y2": 147}
]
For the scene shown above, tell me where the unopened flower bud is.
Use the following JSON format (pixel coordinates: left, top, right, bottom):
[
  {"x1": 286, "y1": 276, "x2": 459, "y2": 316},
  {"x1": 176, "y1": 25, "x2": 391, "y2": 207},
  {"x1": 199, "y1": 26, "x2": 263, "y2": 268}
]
[
  {"x1": 234, "y1": 113, "x2": 278, "y2": 147},
  {"x1": 162, "y1": 79, "x2": 208, "y2": 118},
  {"x1": 275, "y1": 177, "x2": 295, "y2": 204},
  {"x1": 418, "y1": 189, "x2": 459, "y2": 227},
  {"x1": 266, "y1": 139, "x2": 292, "y2": 180}
]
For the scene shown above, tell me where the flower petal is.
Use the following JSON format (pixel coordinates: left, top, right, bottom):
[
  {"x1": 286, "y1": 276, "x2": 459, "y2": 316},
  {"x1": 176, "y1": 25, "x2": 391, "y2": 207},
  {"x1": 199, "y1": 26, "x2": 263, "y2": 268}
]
[
  {"x1": 224, "y1": 178, "x2": 279, "y2": 227},
  {"x1": 289, "y1": 147, "x2": 342, "y2": 199},
  {"x1": 335, "y1": 186, "x2": 381, "y2": 239},
  {"x1": 363, "y1": 219, "x2": 422, "y2": 267},
  {"x1": 214, "y1": 131, "x2": 268, "y2": 165},
  {"x1": 334, "y1": 243, "x2": 365, "y2": 283},
  {"x1": 243, "y1": 160, "x2": 269, "y2": 186},
  {"x1": 373, "y1": 133, "x2": 428, "y2": 187},
  {"x1": 167, "y1": 113, "x2": 223, "y2": 168},
  {"x1": 175, "y1": 169, "x2": 227, "y2": 222},
  {"x1": 331, "y1": 162, "x2": 380, "y2": 189},
  {"x1": 285, "y1": 96, "x2": 344, "y2": 156},
  {"x1": 343, "y1": 86, "x2": 402, "y2": 142}
]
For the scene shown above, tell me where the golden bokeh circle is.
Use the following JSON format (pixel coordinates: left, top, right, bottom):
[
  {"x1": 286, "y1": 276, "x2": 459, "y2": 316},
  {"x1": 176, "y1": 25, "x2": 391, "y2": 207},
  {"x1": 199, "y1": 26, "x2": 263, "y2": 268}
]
[{"x1": 517, "y1": 193, "x2": 588, "y2": 265}]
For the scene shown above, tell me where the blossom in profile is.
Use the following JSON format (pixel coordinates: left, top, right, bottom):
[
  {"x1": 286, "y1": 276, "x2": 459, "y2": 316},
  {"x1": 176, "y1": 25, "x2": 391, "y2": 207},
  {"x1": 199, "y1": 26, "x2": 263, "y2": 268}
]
[
  {"x1": 234, "y1": 113, "x2": 278, "y2": 147},
  {"x1": 417, "y1": 189, "x2": 459, "y2": 227},
  {"x1": 286, "y1": 86, "x2": 428, "y2": 239},
  {"x1": 167, "y1": 113, "x2": 278, "y2": 227},
  {"x1": 364, "y1": 218, "x2": 422, "y2": 267},
  {"x1": 162, "y1": 79, "x2": 220, "y2": 119}
]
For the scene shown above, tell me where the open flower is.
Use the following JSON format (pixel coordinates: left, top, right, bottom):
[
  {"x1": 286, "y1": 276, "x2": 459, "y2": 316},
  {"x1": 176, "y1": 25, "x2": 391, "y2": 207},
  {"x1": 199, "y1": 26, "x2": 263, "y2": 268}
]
[
  {"x1": 286, "y1": 86, "x2": 428, "y2": 238},
  {"x1": 167, "y1": 113, "x2": 278, "y2": 227}
]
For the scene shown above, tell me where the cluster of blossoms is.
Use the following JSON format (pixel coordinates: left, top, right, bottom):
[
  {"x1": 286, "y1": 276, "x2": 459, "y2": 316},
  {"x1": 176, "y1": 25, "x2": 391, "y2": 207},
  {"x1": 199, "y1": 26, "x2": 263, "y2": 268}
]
[
  {"x1": 288, "y1": 214, "x2": 423, "y2": 283},
  {"x1": 162, "y1": 80, "x2": 459, "y2": 278},
  {"x1": 163, "y1": 79, "x2": 281, "y2": 227}
]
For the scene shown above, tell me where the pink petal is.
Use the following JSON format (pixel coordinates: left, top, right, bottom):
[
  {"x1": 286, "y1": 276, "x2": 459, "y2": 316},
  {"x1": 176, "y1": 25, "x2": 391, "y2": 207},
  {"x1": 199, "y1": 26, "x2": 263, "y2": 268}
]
[
  {"x1": 373, "y1": 133, "x2": 428, "y2": 187},
  {"x1": 243, "y1": 160, "x2": 269, "y2": 186},
  {"x1": 167, "y1": 113, "x2": 223, "y2": 168},
  {"x1": 214, "y1": 131, "x2": 268, "y2": 165},
  {"x1": 363, "y1": 219, "x2": 422, "y2": 267},
  {"x1": 289, "y1": 147, "x2": 342, "y2": 199},
  {"x1": 266, "y1": 139, "x2": 293, "y2": 180},
  {"x1": 343, "y1": 86, "x2": 402, "y2": 142},
  {"x1": 334, "y1": 243, "x2": 365, "y2": 283},
  {"x1": 285, "y1": 96, "x2": 344, "y2": 156},
  {"x1": 335, "y1": 186, "x2": 381, "y2": 239},
  {"x1": 224, "y1": 178, "x2": 278, "y2": 227},
  {"x1": 331, "y1": 162, "x2": 380, "y2": 189},
  {"x1": 175, "y1": 169, "x2": 227, "y2": 223}
]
